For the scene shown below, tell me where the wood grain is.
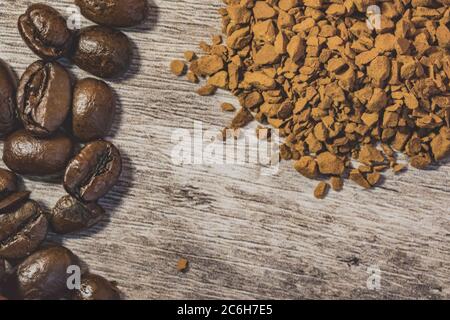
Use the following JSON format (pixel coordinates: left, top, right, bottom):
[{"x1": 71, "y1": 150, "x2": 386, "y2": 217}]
[{"x1": 0, "y1": 0, "x2": 449, "y2": 299}]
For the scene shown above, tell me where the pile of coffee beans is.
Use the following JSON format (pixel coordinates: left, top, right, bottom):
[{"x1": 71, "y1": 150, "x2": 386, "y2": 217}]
[{"x1": 0, "y1": 0, "x2": 148, "y2": 300}]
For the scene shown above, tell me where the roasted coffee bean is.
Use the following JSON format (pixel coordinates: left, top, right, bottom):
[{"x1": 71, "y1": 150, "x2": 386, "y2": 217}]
[
  {"x1": 72, "y1": 273, "x2": 120, "y2": 300},
  {"x1": 50, "y1": 195, "x2": 105, "y2": 234},
  {"x1": 0, "y1": 168, "x2": 18, "y2": 197},
  {"x1": 18, "y1": 4, "x2": 73, "y2": 60},
  {"x1": 0, "y1": 59, "x2": 18, "y2": 137},
  {"x1": 3, "y1": 130, "x2": 74, "y2": 176},
  {"x1": 17, "y1": 61, "x2": 72, "y2": 136},
  {"x1": 72, "y1": 78, "x2": 116, "y2": 142},
  {"x1": 64, "y1": 141, "x2": 122, "y2": 202},
  {"x1": 72, "y1": 26, "x2": 132, "y2": 79},
  {"x1": 0, "y1": 200, "x2": 47, "y2": 259},
  {"x1": 14, "y1": 246, "x2": 77, "y2": 300},
  {"x1": 0, "y1": 191, "x2": 30, "y2": 213},
  {"x1": 75, "y1": 0, "x2": 148, "y2": 27}
]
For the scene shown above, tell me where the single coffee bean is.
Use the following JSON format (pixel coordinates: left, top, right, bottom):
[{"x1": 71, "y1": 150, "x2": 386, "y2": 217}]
[
  {"x1": 0, "y1": 191, "x2": 30, "y2": 213},
  {"x1": 17, "y1": 61, "x2": 72, "y2": 136},
  {"x1": 64, "y1": 141, "x2": 122, "y2": 202},
  {"x1": 50, "y1": 195, "x2": 105, "y2": 234},
  {"x1": 0, "y1": 59, "x2": 18, "y2": 137},
  {"x1": 72, "y1": 26, "x2": 132, "y2": 79},
  {"x1": 72, "y1": 78, "x2": 116, "y2": 142},
  {"x1": 0, "y1": 200, "x2": 47, "y2": 260},
  {"x1": 14, "y1": 246, "x2": 77, "y2": 299},
  {"x1": 72, "y1": 273, "x2": 121, "y2": 300},
  {"x1": 75, "y1": 0, "x2": 148, "y2": 27},
  {"x1": 18, "y1": 4, "x2": 73, "y2": 60},
  {"x1": 0, "y1": 168, "x2": 18, "y2": 197},
  {"x1": 3, "y1": 130, "x2": 74, "y2": 177}
]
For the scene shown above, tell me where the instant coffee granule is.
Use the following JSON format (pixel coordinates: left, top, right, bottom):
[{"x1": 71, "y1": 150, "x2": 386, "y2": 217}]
[
  {"x1": 171, "y1": 0, "x2": 450, "y2": 199},
  {"x1": 177, "y1": 258, "x2": 189, "y2": 272},
  {"x1": 221, "y1": 102, "x2": 237, "y2": 111},
  {"x1": 170, "y1": 60, "x2": 187, "y2": 76},
  {"x1": 314, "y1": 181, "x2": 330, "y2": 199}
]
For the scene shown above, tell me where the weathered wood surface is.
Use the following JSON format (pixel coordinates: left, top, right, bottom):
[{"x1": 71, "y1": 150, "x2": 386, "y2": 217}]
[{"x1": 0, "y1": 0, "x2": 449, "y2": 300}]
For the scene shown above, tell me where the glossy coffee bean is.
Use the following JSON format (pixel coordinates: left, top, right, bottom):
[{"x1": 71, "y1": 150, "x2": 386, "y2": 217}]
[
  {"x1": 64, "y1": 141, "x2": 122, "y2": 202},
  {"x1": 73, "y1": 273, "x2": 120, "y2": 300},
  {"x1": 18, "y1": 4, "x2": 73, "y2": 60},
  {"x1": 17, "y1": 61, "x2": 72, "y2": 136},
  {"x1": 75, "y1": 0, "x2": 148, "y2": 27},
  {"x1": 0, "y1": 168, "x2": 18, "y2": 197},
  {"x1": 72, "y1": 78, "x2": 116, "y2": 142},
  {"x1": 0, "y1": 200, "x2": 47, "y2": 260},
  {"x1": 0, "y1": 59, "x2": 18, "y2": 137},
  {"x1": 50, "y1": 195, "x2": 105, "y2": 234},
  {"x1": 0, "y1": 191, "x2": 30, "y2": 213},
  {"x1": 14, "y1": 246, "x2": 77, "y2": 300},
  {"x1": 72, "y1": 26, "x2": 132, "y2": 79},
  {"x1": 3, "y1": 130, "x2": 74, "y2": 176}
]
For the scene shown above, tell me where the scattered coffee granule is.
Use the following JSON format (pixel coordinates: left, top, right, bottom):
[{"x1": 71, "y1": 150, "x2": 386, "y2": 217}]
[
  {"x1": 177, "y1": 258, "x2": 189, "y2": 272},
  {"x1": 316, "y1": 152, "x2": 345, "y2": 176},
  {"x1": 294, "y1": 156, "x2": 318, "y2": 179},
  {"x1": 184, "y1": 51, "x2": 196, "y2": 62},
  {"x1": 330, "y1": 176, "x2": 343, "y2": 192},
  {"x1": 196, "y1": 84, "x2": 217, "y2": 96},
  {"x1": 431, "y1": 127, "x2": 450, "y2": 160},
  {"x1": 393, "y1": 163, "x2": 407, "y2": 174},
  {"x1": 186, "y1": 71, "x2": 199, "y2": 83},
  {"x1": 169, "y1": 60, "x2": 186, "y2": 76},
  {"x1": 174, "y1": 0, "x2": 450, "y2": 199},
  {"x1": 367, "y1": 172, "x2": 382, "y2": 187},
  {"x1": 314, "y1": 181, "x2": 330, "y2": 199},
  {"x1": 221, "y1": 102, "x2": 236, "y2": 112},
  {"x1": 349, "y1": 169, "x2": 372, "y2": 189},
  {"x1": 231, "y1": 107, "x2": 254, "y2": 129},
  {"x1": 207, "y1": 71, "x2": 228, "y2": 88}
]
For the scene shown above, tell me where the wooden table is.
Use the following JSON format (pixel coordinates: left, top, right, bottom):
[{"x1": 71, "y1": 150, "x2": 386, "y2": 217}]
[{"x1": 0, "y1": 0, "x2": 449, "y2": 299}]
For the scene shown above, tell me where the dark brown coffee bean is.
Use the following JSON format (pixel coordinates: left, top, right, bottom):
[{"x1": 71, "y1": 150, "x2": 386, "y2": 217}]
[
  {"x1": 72, "y1": 78, "x2": 116, "y2": 142},
  {"x1": 16, "y1": 61, "x2": 72, "y2": 137},
  {"x1": 50, "y1": 195, "x2": 104, "y2": 234},
  {"x1": 14, "y1": 246, "x2": 77, "y2": 300},
  {"x1": 0, "y1": 168, "x2": 18, "y2": 197},
  {"x1": 0, "y1": 191, "x2": 30, "y2": 213},
  {"x1": 0, "y1": 59, "x2": 18, "y2": 137},
  {"x1": 75, "y1": 0, "x2": 148, "y2": 27},
  {"x1": 72, "y1": 26, "x2": 132, "y2": 79},
  {"x1": 18, "y1": 4, "x2": 73, "y2": 60},
  {"x1": 64, "y1": 141, "x2": 122, "y2": 202},
  {"x1": 72, "y1": 273, "x2": 120, "y2": 300},
  {"x1": 3, "y1": 130, "x2": 74, "y2": 176},
  {"x1": 0, "y1": 200, "x2": 47, "y2": 260}
]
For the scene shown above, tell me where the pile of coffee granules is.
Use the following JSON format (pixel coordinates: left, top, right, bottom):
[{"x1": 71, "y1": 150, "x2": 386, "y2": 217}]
[{"x1": 171, "y1": 0, "x2": 450, "y2": 199}]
